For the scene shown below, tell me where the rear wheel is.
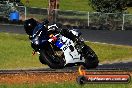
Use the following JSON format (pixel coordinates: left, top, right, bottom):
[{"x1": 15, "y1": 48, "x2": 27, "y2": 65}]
[
  {"x1": 40, "y1": 44, "x2": 65, "y2": 69},
  {"x1": 82, "y1": 44, "x2": 99, "y2": 69}
]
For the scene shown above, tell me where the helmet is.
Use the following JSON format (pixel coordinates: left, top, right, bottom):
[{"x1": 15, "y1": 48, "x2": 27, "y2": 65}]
[{"x1": 24, "y1": 18, "x2": 37, "y2": 35}]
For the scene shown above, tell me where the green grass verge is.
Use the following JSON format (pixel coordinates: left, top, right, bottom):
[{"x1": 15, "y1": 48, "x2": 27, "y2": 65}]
[
  {"x1": 0, "y1": 82, "x2": 131, "y2": 88},
  {"x1": 0, "y1": 33, "x2": 132, "y2": 69},
  {"x1": 0, "y1": 33, "x2": 44, "y2": 69},
  {"x1": 86, "y1": 42, "x2": 132, "y2": 63}
]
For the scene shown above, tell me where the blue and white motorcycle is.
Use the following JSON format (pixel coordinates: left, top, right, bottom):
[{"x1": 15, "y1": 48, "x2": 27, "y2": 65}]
[{"x1": 26, "y1": 22, "x2": 99, "y2": 69}]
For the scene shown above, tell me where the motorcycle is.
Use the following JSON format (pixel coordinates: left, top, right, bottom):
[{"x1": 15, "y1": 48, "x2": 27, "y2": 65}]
[{"x1": 26, "y1": 22, "x2": 99, "y2": 69}]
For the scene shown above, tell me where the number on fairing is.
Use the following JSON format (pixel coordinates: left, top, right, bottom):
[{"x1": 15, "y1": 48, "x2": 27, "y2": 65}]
[{"x1": 63, "y1": 41, "x2": 71, "y2": 51}]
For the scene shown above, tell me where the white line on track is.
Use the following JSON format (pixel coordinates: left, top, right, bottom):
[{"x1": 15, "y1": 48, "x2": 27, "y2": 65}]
[
  {"x1": 0, "y1": 24, "x2": 23, "y2": 26},
  {"x1": 85, "y1": 41, "x2": 132, "y2": 47}
]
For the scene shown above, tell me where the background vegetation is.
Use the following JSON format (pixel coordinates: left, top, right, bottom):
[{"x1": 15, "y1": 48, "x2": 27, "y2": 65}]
[{"x1": 89, "y1": 0, "x2": 127, "y2": 13}]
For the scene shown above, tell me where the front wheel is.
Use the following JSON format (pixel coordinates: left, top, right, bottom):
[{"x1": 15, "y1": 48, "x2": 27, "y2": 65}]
[
  {"x1": 39, "y1": 56, "x2": 47, "y2": 65},
  {"x1": 40, "y1": 44, "x2": 65, "y2": 69},
  {"x1": 82, "y1": 45, "x2": 99, "y2": 69}
]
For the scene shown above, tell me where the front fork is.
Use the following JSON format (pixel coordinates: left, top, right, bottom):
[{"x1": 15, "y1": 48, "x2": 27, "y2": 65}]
[{"x1": 32, "y1": 50, "x2": 40, "y2": 56}]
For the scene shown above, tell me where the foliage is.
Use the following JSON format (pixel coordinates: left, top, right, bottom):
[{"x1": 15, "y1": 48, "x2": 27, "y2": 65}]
[{"x1": 89, "y1": 0, "x2": 128, "y2": 13}]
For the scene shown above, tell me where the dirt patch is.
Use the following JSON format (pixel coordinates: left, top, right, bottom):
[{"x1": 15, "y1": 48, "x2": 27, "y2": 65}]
[
  {"x1": 0, "y1": 72, "x2": 78, "y2": 84},
  {"x1": 0, "y1": 71, "x2": 131, "y2": 84}
]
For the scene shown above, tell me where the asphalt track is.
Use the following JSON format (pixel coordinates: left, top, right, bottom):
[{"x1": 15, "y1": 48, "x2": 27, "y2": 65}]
[
  {"x1": 0, "y1": 24, "x2": 132, "y2": 71},
  {"x1": 0, "y1": 61, "x2": 132, "y2": 74}
]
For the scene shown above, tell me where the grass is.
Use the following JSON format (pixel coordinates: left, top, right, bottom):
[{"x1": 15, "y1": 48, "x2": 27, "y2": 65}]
[
  {"x1": 21, "y1": 0, "x2": 49, "y2": 8},
  {"x1": 0, "y1": 33, "x2": 44, "y2": 69},
  {"x1": 0, "y1": 32, "x2": 132, "y2": 69},
  {"x1": 59, "y1": 0, "x2": 93, "y2": 11},
  {"x1": 21, "y1": 0, "x2": 93, "y2": 12},
  {"x1": 86, "y1": 42, "x2": 132, "y2": 63},
  {"x1": 21, "y1": 0, "x2": 132, "y2": 13},
  {"x1": 0, "y1": 82, "x2": 131, "y2": 88},
  {"x1": 127, "y1": 7, "x2": 132, "y2": 14}
]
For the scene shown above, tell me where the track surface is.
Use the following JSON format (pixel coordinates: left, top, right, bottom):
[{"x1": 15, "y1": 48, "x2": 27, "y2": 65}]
[{"x1": 0, "y1": 61, "x2": 132, "y2": 74}]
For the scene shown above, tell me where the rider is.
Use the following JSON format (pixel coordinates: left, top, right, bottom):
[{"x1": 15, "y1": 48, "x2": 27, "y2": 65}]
[
  {"x1": 24, "y1": 18, "x2": 78, "y2": 43},
  {"x1": 24, "y1": 18, "x2": 49, "y2": 40}
]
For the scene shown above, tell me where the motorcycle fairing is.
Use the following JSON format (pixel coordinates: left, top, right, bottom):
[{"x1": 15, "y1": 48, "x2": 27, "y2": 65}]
[{"x1": 56, "y1": 36, "x2": 85, "y2": 65}]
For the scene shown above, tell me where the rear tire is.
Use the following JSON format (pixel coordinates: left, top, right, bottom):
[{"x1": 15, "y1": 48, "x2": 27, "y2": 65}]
[
  {"x1": 82, "y1": 45, "x2": 99, "y2": 69},
  {"x1": 40, "y1": 44, "x2": 65, "y2": 69}
]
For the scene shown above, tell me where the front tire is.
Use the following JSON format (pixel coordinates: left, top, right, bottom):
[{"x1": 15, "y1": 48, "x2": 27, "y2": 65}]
[
  {"x1": 40, "y1": 44, "x2": 65, "y2": 69},
  {"x1": 39, "y1": 56, "x2": 47, "y2": 64}
]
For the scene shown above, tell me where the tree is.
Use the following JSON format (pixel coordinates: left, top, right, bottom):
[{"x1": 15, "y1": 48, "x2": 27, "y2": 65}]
[
  {"x1": 127, "y1": 0, "x2": 132, "y2": 7},
  {"x1": 89, "y1": 0, "x2": 128, "y2": 13}
]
